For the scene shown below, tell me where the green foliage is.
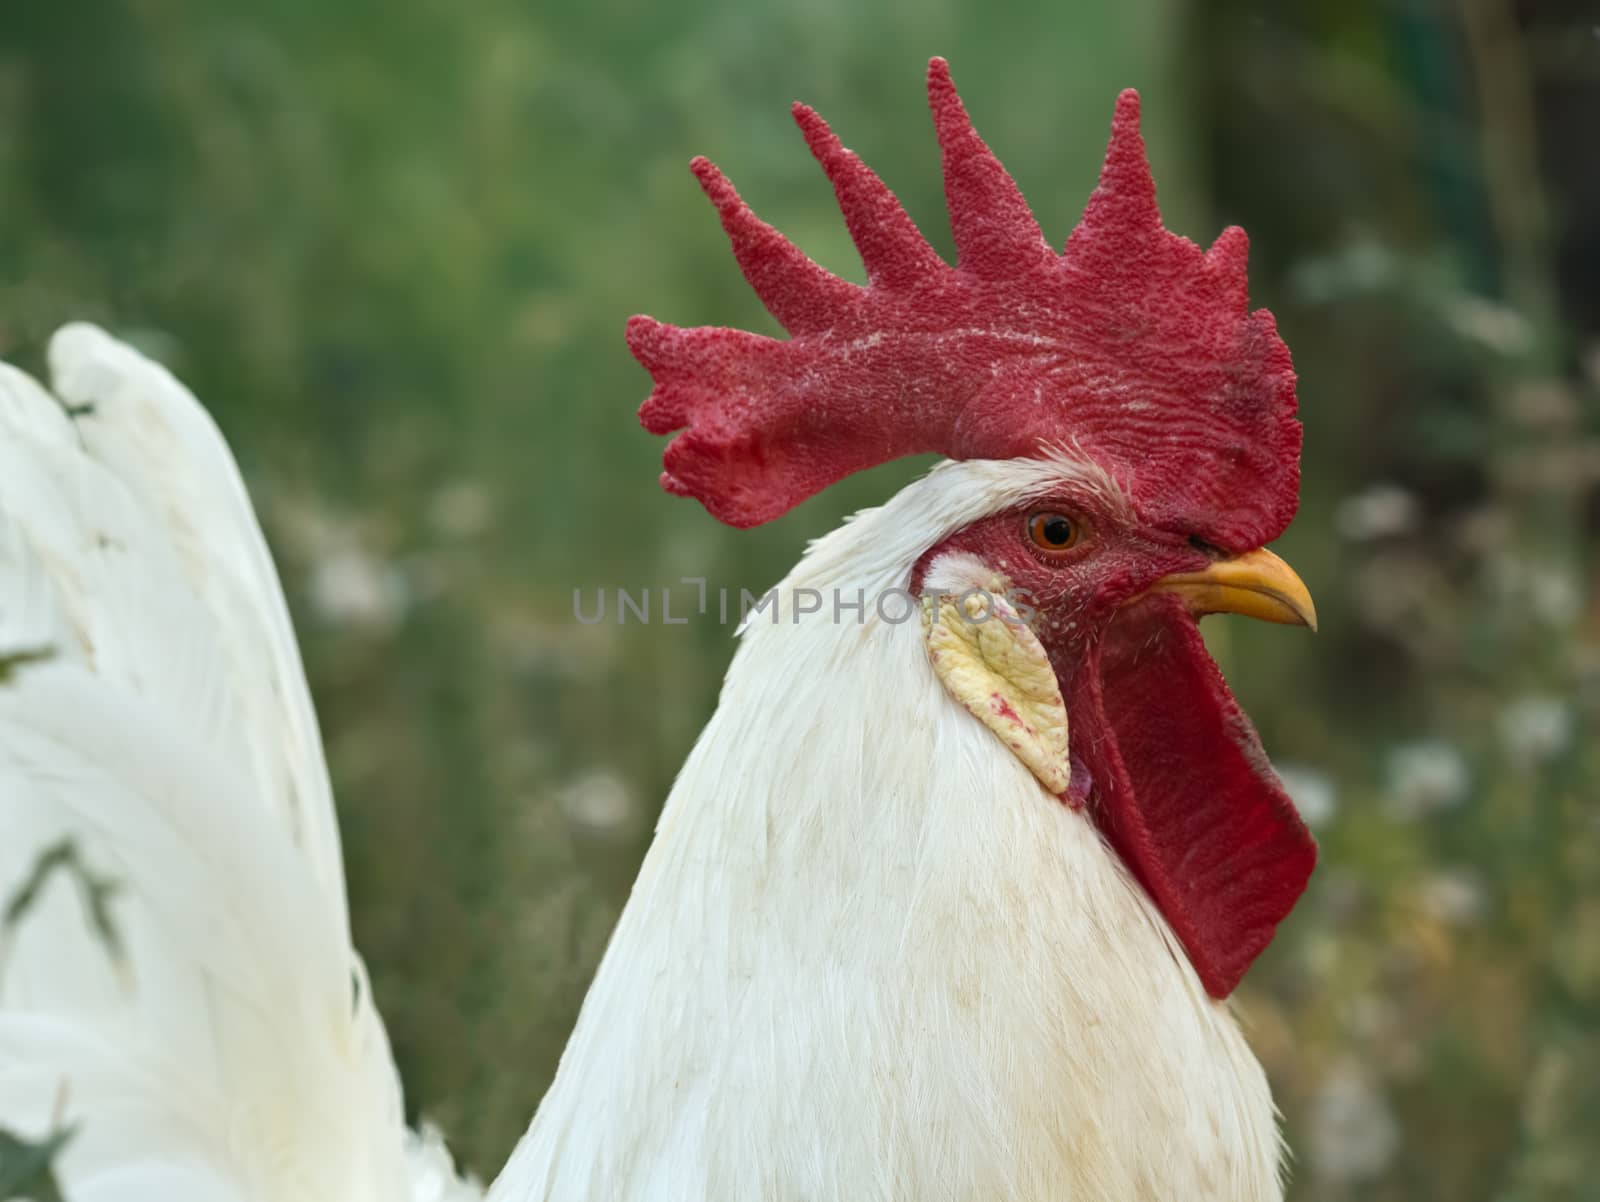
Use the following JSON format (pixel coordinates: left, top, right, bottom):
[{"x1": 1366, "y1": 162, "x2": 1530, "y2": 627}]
[
  {"x1": 0, "y1": 647, "x2": 52, "y2": 685},
  {"x1": 0, "y1": 838, "x2": 86, "y2": 1202},
  {"x1": 0, "y1": 1125, "x2": 74, "y2": 1202},
  {"x1": 0, "y1": 839, "x2": 125, "y2": 980}
]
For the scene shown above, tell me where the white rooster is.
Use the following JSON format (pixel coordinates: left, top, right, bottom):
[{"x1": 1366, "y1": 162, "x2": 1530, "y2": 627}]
[{"x1": 1, "y1": 59, "x2": 1320, "y2": 1201}]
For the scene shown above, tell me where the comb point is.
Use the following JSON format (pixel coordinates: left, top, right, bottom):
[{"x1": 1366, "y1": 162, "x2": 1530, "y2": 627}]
[{"x1": 925, "y1": 56, "x2": 1048, "y2": 276}]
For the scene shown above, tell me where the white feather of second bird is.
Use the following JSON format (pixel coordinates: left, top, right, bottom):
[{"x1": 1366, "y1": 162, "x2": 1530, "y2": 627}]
[{"x1": 0, "y1": 326, "x2": 478, "y2": 1202}]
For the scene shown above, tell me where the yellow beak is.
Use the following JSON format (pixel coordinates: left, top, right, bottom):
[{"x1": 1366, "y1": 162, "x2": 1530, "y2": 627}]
[{"x1": 1146, "y1": 547, "x2": 1317, "y2": 631}]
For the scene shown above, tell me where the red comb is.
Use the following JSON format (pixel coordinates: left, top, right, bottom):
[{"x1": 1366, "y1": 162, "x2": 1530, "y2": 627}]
[{"x1": 631, "y1": 58, "x2": 1300, "y2": 550}]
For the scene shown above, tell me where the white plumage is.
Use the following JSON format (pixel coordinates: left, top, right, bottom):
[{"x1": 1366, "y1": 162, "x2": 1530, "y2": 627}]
[
  {"x1": 495, "y1": 455, "x2": 1283, "y2": 1201},
  {"x1": 0, "y1": 326, "x2": 477, "y2": 1202},
  {"x1": 0, "y1": 328, "x2": 1287, "y2": 1201}
]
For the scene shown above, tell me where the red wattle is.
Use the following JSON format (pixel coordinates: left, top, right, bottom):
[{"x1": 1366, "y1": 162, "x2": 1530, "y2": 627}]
[{"x1": 1074, "y1": 593, "x2": 1316, "y2": 998}]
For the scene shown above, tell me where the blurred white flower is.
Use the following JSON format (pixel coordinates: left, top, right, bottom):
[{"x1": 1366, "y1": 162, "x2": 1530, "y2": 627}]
[
  {"x1": 1497, "y1": 695, "x2": 1573, "y2": 764},
  {"x1": 428, "y1": 479, "x2": 494, "y2": 540},
  {"x1": 1291, "y1": 237, "x2": 1396, "y2": 303},
  {"x1": 1418, "y1": 868, "x2": 1487, "y2": 927},
  {"x1": 1454, "y1": 505, "x2": 1512, "y2": 556},
  {"x1": 1486, "y1": 554, "x2": 1582, "y2": 628},
  {"x1": 1310, "y1": 1061, "x2": 1400, "y2": 1184},
  {"x1": 1447, "y1": 296, "x2": 1532, "y2": 356},
  {"x1": 1504, "y1": 380, "x2": 1579, "y2": 427},
  {"x1": 308, "y1": 546, "x2": 408, "y2": 629},
  {"x1": 270, "y1": 495, "x2": 410, "y2": 630},
  {"x1": 1385, "y1": 740, "x2": 1470, "y2": 819},
  {"x1": 1526, "y1": 563, "x2": 1582, "y2": 627},
  {"x1": 493, "y1": 610, "x2": 620, "y2": 678},
  {"x1": 1302, "y1": 932, "x2": 1342, "y2": 979},
  {"x1": 1275, "y1": 763, "x2": 1339, "y2": 828},
  {"x1": 560, "y1": 769, "x2": 635, "y2": 836},
  {"x1": 1335, "y1": 484, "x2": 1419, "y2": 542},
  {"x1": 1346, "y1": 994, "x2": 1397, "y2": 1041},
  {"x1": 1316, "y1": 871, "x2": 1367, "y2": 923}
]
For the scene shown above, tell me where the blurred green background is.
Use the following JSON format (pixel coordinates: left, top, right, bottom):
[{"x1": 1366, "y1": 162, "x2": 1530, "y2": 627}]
[{"x1": 2, "y1": 0, "x2": 1596, "y2": 1197}]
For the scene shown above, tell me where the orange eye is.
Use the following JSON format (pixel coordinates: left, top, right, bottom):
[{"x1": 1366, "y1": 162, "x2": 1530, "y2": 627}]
[{"x1": 1027, "y1": 512, "x2": 1079, "y2": 552}]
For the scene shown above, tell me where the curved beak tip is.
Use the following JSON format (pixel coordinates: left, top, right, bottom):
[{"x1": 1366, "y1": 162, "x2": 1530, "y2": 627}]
[{"x1": 1149, "y1": 547, "x2": 1318, "y2": 632}]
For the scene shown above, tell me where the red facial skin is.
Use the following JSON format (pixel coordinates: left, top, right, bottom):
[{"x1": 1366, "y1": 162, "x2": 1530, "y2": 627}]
[
  {"x1": 913, "y1": 480, "x2": 1207, "y2": 719},
  {"x1": 912, "y1": 481, "x2": 1316, "y2": 999}
]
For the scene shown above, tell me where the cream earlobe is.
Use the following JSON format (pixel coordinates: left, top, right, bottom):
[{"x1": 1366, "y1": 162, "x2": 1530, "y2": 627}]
[{"x1": 921, "y1": 582, "x2": 1072, "y2": 797}]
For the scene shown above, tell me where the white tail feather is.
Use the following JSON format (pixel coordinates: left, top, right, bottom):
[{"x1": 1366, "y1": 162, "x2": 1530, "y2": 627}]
[{"x1": 0, "y1": 326, "x2": 478, "y2": 1202}]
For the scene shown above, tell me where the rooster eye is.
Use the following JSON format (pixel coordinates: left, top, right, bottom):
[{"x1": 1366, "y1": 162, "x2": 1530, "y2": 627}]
[{"x1": 1027, "y1": 512, "x2": 1079, "y2": 552}]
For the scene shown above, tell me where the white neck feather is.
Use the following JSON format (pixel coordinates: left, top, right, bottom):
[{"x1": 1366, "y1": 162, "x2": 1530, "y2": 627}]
[{"x1": 493, "y1": 458, "x2": 1284, "y2": 1202}]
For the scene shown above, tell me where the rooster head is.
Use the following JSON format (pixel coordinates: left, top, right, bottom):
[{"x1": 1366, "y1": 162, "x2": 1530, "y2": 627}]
[{"x1": 629, "y1": 58, "x2": 1317, "y2": 999}]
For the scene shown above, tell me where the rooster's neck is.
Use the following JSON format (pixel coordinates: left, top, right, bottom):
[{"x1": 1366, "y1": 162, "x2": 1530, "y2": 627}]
[{"x1": 496, "y1": 462, "x2": 1284, "y2": 1202}]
